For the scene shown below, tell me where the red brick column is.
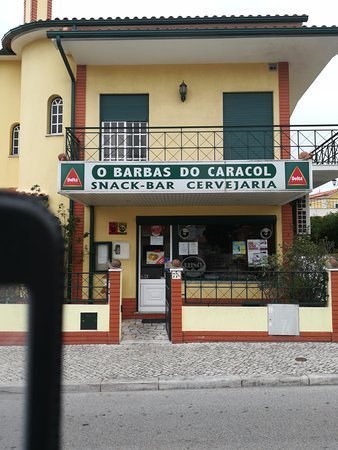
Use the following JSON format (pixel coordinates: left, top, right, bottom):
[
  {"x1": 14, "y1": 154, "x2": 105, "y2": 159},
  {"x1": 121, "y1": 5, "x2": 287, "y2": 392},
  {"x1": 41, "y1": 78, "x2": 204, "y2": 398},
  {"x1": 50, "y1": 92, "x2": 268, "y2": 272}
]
[
  {"x1": 281, "y1": 203, "x2": 294, "y2": 246},
  {"x1": 331, "y1": 270, "x2": 338, "y2": 342},
  {"x1": 278, "y1": 62, "x2": 291, "y2": 159},
  {"x1": 31, "y1": 0, "x2": 38, "y2": 21},
  {"x1": 108, "y1": 269, "x2": 122, "y2": 344},
  {"x1": 47, "y1": 0, "x2": 53, "y2": 19},
  {"x1": 71, "y1": 65, "x2": 87, "y2": 276},
  {"x1": 170, "y1": 269, "x2": 183, "y2": 344}
]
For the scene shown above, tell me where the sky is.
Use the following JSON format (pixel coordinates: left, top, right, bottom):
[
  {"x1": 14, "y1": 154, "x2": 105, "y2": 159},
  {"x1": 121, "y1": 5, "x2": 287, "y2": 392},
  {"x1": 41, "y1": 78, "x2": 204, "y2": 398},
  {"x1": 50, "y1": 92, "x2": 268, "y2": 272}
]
[{"x1": 1, "y1": 0, "x2": 338, "y2": 189}]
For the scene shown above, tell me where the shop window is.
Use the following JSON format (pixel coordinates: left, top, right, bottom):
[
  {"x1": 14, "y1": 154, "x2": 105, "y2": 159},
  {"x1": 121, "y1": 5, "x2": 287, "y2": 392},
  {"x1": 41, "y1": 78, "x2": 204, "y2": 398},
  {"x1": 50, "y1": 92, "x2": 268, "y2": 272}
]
[
  {"x1": 94, "y1": 242, "x2": 112, "y2": 272},
  {"x1": 49, "y1": 96, "x2": 63, "y2": 134},
  {"x1": 173, "y1": 222, "x2": 275, "y2": 275},
  {"x1": 10, "y1": 124, "x2": 20, "y2": 156}
]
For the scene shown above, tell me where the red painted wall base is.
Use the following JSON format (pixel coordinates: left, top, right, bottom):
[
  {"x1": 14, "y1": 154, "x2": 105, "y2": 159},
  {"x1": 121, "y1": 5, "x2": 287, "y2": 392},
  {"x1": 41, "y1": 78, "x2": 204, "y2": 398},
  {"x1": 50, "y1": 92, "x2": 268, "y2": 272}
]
[{"x1": 182, "y1": 331, "x2": 332, "y2": 343}]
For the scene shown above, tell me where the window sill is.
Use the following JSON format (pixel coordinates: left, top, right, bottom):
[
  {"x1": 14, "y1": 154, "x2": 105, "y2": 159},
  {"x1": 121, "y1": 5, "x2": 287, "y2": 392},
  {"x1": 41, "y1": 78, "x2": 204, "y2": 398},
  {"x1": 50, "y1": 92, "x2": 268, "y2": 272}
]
[
  {"x1": 8, "y1": 155, "x2": 19, "y2": 158},
  {"x1": 45, "y1": 133, "x2": 64, "y2": 137}
]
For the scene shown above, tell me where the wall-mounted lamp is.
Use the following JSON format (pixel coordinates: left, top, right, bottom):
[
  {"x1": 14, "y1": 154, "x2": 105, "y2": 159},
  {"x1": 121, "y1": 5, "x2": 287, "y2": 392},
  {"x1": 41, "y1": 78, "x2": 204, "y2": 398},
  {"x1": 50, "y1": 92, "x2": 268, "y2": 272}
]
[
  {"x1": 179, "y1": 81, "x2": 187, "y2": 102},
  {"x1": 332, "y1": 178, "x2": 337, "y2": 187}
]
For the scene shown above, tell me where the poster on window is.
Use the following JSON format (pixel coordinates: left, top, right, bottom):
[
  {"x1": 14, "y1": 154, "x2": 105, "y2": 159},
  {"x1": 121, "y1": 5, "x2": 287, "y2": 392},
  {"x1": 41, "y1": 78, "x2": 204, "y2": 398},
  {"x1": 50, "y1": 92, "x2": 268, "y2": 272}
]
[
  {"x1": 232, "y1": 241, "x2": 246, "y2": 257},
  {"x1": 146, "y1": 251, "x2": 165, "y2": 265},
  {"x1": 247, "y1": 239, "x2": 268, "y2": 267}
]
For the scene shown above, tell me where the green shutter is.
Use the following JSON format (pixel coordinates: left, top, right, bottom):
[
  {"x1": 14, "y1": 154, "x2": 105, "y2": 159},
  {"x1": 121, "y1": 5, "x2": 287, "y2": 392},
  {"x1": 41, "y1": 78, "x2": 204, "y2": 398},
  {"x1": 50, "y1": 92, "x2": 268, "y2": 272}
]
[
  {"x1": 100, "y1": 94, "x2": 149, "y2": 122},
  {"x1": 223, "y1": 92, "x2": 273, "y2": 160}
]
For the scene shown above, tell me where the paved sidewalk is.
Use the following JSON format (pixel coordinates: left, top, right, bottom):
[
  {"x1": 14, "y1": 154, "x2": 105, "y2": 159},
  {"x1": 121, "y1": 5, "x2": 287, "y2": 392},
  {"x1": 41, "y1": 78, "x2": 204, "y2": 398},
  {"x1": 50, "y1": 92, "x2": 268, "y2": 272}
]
[{"x1": 0, "y1": 341, "x2": 338, "y2": 392}]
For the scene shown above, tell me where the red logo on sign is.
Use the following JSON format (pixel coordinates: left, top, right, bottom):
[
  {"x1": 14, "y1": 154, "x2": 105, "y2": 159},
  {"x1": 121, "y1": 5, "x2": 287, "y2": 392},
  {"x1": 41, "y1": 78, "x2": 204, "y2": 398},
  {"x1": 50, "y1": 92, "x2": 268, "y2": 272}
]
[
  {"x1": 288, "y1": 166, "x2": 307, "y2": 186},
  {"x1": 63, "y1": 168, "x2": 82, "y2": 187}
]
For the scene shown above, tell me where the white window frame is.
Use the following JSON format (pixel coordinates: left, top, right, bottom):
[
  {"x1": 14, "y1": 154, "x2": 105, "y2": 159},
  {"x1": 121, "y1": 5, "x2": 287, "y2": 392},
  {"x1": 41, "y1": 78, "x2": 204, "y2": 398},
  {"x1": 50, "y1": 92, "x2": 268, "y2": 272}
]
[
  {"x1": 50, "y1": 97, "x2": 63, "y2": 135},
  {"x1": 11, "y1": 124, "x2": 20, "y2": 156},
  {"x1": 296, "y1": 195, "x2": 310, "y2": 235},
  {"x1": 101, "y1": 121, "x2": 148, "y2": 162}
]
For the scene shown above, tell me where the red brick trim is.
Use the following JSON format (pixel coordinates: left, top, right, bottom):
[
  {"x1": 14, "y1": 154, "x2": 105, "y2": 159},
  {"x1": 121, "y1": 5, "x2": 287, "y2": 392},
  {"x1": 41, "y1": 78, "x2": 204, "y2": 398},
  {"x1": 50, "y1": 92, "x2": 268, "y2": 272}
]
[
  {"x1": 133, "y1": 313, "x2": 166, "y2": 320},
  {"x1": 108, "y1": 270, "x2": 121, "y2": 344},
  {"x1": 170, "y1": 271, "x2": 183, "y2": 344},
  {"x1": 0, "y1": 331, "x2": 112, "y2": 346},
  {"x1": 331, "y1": 271, "x2": 338, "y2": 342},
  {"x1": 122, "y1": 297, "x2": 137, "y2": 319},
  {"x1": 278, "y1": 62, "x2": 291, "y2": 159},
  {"x1": 183, "y1": 331, "x2": 332, "y2": 343},
  {"x1": 0, "y1": 332, "x2": 27, "y2": 346},
  {"x1": 31, "y1": 0, "x2": 38, "y2": 21},
  {"x1": 281, "y1": 202, "x2": 294, "y2": 246},
  {"x1": 63, "y1": 332, "x2": 109, "y2": 345},
  {"x1": 47, "y1": 0, "x2": 53, "y2": 20},
  {"x1": 122, "y1": 297, "x2": 165, "y2": 320},
  {"x1": 71, "y1": 65, "x2": 87, "y2": 276}
]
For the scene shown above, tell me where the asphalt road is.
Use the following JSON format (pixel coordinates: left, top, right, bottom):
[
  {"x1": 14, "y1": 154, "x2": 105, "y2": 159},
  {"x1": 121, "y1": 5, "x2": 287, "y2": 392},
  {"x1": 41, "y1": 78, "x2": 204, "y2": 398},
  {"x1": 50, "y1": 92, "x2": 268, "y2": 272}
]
[{"x1": 1, "y1": 386, "x2": 338, "y2": 449}]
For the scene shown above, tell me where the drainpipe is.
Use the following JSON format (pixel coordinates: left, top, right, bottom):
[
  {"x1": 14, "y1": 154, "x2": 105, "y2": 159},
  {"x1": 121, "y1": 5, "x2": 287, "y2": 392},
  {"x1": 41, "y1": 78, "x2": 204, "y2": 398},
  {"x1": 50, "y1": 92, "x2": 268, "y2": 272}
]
[
  {"x1": 55, "y1": 35, "x2": 76, "y2": 280},
  {"x1": 88, "y1": 206, "x2": 95, "y2": 300},
  {"x1": 55, "y1": 35, "x2": 75, "y2": 127}
]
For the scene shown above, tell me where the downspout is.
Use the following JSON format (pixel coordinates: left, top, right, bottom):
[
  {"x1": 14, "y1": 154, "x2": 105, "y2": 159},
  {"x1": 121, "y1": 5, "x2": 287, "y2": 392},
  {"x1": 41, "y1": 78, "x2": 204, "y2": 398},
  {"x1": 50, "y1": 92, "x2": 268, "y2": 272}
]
[
  {"x1": 55, "y1": 35, "x2": 75, "y2": 127},
  {"x1": 88, "y1": 206, "x2": 95, "y2": 300},
  {"x1": 55, "y1": 35, "x2": 76, "y2": 284}
]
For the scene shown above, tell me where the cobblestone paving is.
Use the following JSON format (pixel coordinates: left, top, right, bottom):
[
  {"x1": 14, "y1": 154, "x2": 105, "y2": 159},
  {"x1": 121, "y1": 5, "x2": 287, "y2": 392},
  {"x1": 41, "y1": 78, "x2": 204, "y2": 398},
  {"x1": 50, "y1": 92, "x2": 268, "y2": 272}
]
[
  {"x1": 121, "y1": 319, "x2": 169, "y2": 342},
  {"x1": 0, "y1": 341, "x2": 337, "y2": 383}
]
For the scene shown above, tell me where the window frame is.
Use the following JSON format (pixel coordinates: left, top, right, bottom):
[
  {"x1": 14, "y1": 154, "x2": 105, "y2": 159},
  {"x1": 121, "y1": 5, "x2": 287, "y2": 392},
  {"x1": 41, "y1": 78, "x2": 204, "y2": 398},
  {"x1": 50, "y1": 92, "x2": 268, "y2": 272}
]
[
  {"x1": 49, "y1": 96, "x2": 63, "y2": 135},
  {"x1": 10, "y1": 124, "x2": 20, "y2": 156},
  {"x1": 101, "y1": 120, "x2": 148, "y2": 162}
]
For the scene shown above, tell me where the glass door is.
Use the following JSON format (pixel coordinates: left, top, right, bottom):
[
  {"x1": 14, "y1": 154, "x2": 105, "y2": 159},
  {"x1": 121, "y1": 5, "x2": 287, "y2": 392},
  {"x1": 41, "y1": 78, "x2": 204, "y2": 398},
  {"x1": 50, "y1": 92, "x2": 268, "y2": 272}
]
[{"x1": 139, "y1": 225, "x2": 171, "y2": 312}]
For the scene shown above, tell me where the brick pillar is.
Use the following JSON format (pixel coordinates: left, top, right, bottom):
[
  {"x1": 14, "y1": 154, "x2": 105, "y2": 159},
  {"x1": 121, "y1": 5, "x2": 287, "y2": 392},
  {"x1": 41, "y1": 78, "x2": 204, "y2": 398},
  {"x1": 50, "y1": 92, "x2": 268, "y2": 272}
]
[
  {"x1": 108, "y1": 269, "x2": 122, "y2": 344},
  {"x1": 71, "y1": 65, "x2": 87, "y2": 275},
  {"x1": 331, "y1": 270, "x2": 338, "y2": 342},
  {"x1": 282, "y1": 203, "x2": 294, "y2": 246},
  {"x1": 278, "y1": 62, "x2": 291, "y2": 159},
  {"x1": 24, "y1": 0, "x2": 52, "y2": 22},
  {"x1": 170, "y1": 268, "x2": 183, "y2": 344}
]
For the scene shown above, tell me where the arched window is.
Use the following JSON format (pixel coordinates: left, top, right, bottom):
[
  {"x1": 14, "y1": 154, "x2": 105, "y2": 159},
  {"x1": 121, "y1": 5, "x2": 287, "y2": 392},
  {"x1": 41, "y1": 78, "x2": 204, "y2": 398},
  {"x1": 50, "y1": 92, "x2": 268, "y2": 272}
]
[
  {"x1": 49, "y1": 96, "x2": 63, "y2": 134},
  {"x1": 11, "y1": 124, "x2": 20, "y2": 156}
]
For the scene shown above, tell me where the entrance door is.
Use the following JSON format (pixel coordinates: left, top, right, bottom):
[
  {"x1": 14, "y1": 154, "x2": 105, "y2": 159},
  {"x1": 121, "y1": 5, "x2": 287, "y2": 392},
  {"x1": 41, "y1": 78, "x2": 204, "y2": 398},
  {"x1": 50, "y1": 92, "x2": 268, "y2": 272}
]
[{"x1": 139, "y1": 225, "x2": 171, "y2": 312}]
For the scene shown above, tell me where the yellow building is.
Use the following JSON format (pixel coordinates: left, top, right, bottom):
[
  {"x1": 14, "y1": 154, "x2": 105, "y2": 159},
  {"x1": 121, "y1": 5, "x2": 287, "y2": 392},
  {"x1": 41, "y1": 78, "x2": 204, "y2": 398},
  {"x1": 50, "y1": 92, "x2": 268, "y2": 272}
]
[
  {"x1": 1, "y1": 0, "x2": 338, "y2": 343},
  {"x1": 310, "y1": 187, "x2": 338, "y2": 216}
]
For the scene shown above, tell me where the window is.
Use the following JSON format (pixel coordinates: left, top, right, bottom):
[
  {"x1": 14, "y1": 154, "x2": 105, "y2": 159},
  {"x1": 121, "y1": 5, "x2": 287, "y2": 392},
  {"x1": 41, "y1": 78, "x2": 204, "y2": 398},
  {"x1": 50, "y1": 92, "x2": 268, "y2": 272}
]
[
  {"x1": 49, "y1": 97, "x2": 63, "y2": 134},
  {"x1": 100, "y1": 94, "x2": 149, "y2": 162},
  {"x1": 11, "y1": 124, "x2": 20, "y2": 156},
  {"x1": 101, "y1": 121, "x2": 148, "y2": 161},
  {"x1": 296, "y1": 196, "x2": 310, "y2": 235},
  {"x1": 94, "y1": 242, "x2": 112, "y2": 271}
]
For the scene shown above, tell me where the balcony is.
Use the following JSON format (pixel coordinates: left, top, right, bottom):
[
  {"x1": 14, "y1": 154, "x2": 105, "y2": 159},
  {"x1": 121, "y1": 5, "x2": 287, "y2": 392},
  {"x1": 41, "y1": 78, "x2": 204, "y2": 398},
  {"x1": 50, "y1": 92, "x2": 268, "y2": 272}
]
[
  {"x1": 66, "y1": 124, "x2": 338, "y2": 165},
  {"x1": 59, "y1": 125, "x2": 338, "y2": 206}
]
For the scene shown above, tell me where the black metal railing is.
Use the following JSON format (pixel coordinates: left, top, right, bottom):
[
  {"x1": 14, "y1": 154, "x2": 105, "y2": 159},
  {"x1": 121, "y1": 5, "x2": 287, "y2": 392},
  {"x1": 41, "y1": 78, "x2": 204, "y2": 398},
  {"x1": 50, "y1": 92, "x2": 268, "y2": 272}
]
[
  {"x1": 182, "y1": 270, "x2": 328, "y2": 306},
  {"x1": 64, "y1": 272, "x2": 109, "y2": 304},
  {"x1": 65, "y1": 125, "x2": 338, "y2": 165}
]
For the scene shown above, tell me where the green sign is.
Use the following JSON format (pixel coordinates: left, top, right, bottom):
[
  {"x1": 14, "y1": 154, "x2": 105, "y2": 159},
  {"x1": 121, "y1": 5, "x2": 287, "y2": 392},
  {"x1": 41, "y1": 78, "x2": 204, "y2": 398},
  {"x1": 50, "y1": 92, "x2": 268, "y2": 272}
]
[{"x1": 60, "y1": 163, "x2": 84, "y2": 190}]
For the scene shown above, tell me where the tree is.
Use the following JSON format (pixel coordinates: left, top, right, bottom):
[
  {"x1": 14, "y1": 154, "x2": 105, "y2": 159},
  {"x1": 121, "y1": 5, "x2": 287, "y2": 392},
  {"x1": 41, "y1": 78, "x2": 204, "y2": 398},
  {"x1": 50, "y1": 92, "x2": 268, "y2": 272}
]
[
  {"x1": 311, "y1": 213, "x2": 338, "y2": 251},
  {"x1": 261, "y1": 236, "x2": 331, "y2": 305}
]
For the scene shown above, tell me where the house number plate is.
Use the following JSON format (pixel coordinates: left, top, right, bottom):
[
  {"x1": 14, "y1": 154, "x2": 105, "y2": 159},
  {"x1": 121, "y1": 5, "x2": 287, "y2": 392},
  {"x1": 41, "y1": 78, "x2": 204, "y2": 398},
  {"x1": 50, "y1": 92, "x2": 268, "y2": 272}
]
[{"x1": 171, "y1": 271, "x2": 182, "y2": 280}]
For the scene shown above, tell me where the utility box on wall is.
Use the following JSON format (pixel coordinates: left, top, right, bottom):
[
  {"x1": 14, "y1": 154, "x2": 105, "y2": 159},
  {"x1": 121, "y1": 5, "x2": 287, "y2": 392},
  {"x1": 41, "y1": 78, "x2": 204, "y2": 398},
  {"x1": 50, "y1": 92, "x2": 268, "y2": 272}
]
[
  {"x1": 268, "y1": 304, "x2": 300, "y2": 336},
  {"x1": 112, "y1": 242, "x2": 130, "y2": 259}
]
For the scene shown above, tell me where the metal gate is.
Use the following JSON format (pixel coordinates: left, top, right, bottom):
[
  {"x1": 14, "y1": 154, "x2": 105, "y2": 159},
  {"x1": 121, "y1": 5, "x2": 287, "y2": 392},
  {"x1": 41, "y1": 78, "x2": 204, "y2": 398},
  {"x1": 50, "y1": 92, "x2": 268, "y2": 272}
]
[{"x1": 165, "y1": 270, "x2": 171, "y2": 341}]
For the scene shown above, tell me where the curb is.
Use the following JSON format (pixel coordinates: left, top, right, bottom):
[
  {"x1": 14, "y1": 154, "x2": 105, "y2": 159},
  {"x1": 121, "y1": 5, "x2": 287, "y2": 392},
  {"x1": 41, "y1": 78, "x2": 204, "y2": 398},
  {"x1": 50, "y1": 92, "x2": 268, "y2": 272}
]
[{"x1": 1, "y1": 373, "x2": 338, "y2": 394}]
